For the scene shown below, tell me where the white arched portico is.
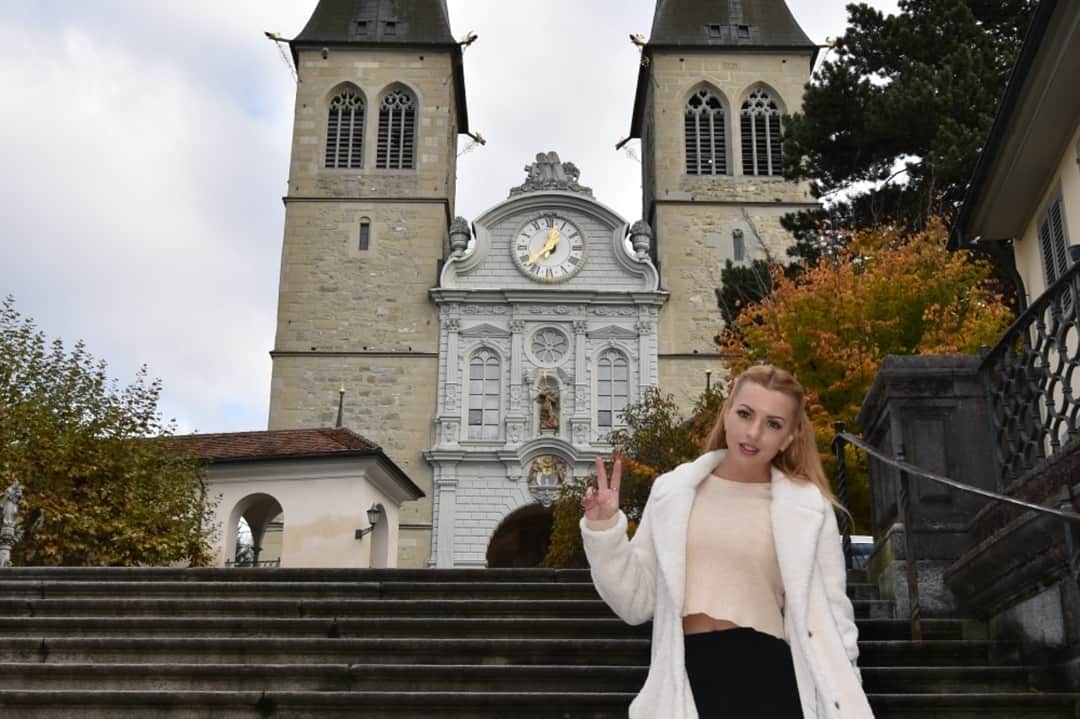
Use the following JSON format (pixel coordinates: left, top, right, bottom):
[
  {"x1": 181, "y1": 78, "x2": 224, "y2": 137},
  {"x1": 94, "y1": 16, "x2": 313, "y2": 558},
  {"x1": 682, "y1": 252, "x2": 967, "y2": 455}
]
[{"x1": 173, "y1": 428, "x2": 424, "y2": 569}]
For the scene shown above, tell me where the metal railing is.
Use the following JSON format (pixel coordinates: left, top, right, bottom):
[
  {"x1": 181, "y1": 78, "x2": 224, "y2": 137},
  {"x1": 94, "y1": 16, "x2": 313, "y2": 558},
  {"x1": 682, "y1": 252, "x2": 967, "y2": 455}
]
[
  {"x1": 832, "y1": 424, "x2": 1080, "y2": 641},
  {"x1": 978, "y1": 258, "x2": 1080, "y2": 486},
  {"x1": 224, "y1": 558, "x2": 281, "y2": 568}
]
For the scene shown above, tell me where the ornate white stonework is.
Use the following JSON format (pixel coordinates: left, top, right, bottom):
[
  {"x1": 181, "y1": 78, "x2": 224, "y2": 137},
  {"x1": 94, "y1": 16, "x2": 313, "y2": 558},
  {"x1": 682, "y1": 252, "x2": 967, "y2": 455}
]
[{"x1": 426, "y1": 157, "x2": 666, "y2": 567}]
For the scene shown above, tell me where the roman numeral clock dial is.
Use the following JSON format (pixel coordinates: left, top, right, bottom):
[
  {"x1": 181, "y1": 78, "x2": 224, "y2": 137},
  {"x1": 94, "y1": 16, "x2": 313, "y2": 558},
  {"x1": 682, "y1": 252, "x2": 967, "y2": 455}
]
[{"x1": 512, "y1": 213, "x2": 586, "y2": 283}]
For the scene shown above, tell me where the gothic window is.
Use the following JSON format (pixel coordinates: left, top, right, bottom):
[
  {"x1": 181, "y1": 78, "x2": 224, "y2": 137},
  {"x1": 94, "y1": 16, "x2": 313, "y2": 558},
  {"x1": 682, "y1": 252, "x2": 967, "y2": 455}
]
[
  {"x1": 1039, "y1": 195, "x2": 1071, "y2": 288},
  {"x1": 376, "y1": 87, "x2": 417, "y2": 170},
  {"x1": 325, "y1": 89, "x2": 365, "y2": 169},
  {"x1": 741, "y1": 88, "x2": 783, "y2": 176},
  {"x1": 596, "y1": 350, "x2": 629, "y2": 431},
  {"x1": 685, "y1": 87, "x2": 727, "y2": 175},
  {"x1": 468, "y1": 349, "x2": 500, "y2": 440}
]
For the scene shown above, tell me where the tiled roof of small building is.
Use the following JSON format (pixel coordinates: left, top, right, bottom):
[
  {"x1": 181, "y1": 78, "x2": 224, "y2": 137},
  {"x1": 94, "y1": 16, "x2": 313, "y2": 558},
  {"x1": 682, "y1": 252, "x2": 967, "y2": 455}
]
[{"x1": 172, "y1": 428, "x2": 380, "y2": 463}]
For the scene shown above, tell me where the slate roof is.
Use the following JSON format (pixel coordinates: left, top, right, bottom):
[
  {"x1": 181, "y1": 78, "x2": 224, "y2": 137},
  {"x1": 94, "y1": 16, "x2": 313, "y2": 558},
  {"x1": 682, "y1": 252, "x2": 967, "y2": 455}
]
[
  {"x1": 630, "y1": 0, "x2": 818, "y2": 139},
  {"x1": 648, "y1": 0, "x2": 816, "y2": 49},
  {"x1": 292, "y1": 0, "x2": 455, "y2": 46}
]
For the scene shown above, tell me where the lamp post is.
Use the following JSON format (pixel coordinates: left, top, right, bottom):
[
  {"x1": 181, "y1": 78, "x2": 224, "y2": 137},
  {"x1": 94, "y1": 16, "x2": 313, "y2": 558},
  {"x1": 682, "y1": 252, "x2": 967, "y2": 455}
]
[{"x1": 354, "y1": 504, "x2": 383, "y2": 540}]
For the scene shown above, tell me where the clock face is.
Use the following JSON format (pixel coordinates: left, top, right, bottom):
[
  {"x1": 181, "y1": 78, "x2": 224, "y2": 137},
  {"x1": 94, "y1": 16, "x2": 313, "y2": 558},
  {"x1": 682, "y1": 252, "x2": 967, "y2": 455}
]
[{"x1": 511, "y1": 213, "x2": 586, "y2": 283}]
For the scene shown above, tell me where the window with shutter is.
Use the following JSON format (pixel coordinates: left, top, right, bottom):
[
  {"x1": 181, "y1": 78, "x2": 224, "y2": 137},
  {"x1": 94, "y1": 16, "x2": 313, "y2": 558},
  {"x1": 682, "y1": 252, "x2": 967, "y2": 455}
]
[
  {"x1": 325, "y1": 89, "x2": 365, "y2": 169},
  {"x1": 1039, "y1": 196, "x2": 1071, "y2": 290},
  {"x1": 376, "y1": 88, "x2": 417, "y2": 170},
  {"x1": 685, "y1": 87, "x2": 727, "y2": 175},
  {"x1": 741, "y1": 88, "x2": 783, "y2": 176}
]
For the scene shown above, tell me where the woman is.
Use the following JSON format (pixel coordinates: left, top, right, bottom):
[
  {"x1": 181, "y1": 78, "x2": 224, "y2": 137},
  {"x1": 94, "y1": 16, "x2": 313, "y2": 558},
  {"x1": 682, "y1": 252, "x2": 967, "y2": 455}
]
[{"x1": 581, "y1": 365, "x2": 874, "y2": 719}]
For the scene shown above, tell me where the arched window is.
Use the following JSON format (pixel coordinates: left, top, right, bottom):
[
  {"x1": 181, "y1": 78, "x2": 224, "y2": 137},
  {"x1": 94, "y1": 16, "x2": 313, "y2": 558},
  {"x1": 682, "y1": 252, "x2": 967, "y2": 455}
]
[
  {"x1": 685, "y1": 87, "x2": 727, "y2": 175},
  {"x1": 325, "y1": 89, "x2": 365, "y2": 169},
  {"x1": 376, "y1": 88, "x2": 417, "y2": 170},
  {"x1": 597, "y1": 350, "x2": 629, "y2": 431},
  {"x1": 468, "y1": 349, "x2": 500, "y2": 440},
  {"x1": 741, "y1": 88, "x2": 783, "y2": 176}
]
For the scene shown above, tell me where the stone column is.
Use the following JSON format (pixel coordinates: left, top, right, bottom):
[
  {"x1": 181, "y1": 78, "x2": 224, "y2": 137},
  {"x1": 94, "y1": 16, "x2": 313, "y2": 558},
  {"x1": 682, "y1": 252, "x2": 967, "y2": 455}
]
[
  {"x1": 571, "y1": 320, "x2": 591, "y2": 446},
  {"x1": 856, "y1": 355, "x2": 996, "y2": 615},
  {"x1": 433, "y1": 463, "x2": 459, "y2": 568}
]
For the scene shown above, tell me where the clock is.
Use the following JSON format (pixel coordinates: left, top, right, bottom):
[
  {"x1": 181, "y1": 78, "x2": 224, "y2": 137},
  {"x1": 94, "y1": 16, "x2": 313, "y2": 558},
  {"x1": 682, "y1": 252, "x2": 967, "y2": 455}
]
[{"x1": 511, "y1": 213, "x2": 586, "y2": 283}]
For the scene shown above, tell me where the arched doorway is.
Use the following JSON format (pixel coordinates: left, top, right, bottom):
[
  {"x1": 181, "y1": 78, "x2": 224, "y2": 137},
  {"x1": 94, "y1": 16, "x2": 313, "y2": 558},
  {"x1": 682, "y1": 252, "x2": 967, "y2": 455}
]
[
  {"x1": 486, "y1": 503, "x2": 554, "y2": 568},
  {"x1": 226, "y1": 493, "x2": 285, "y2": 567}
]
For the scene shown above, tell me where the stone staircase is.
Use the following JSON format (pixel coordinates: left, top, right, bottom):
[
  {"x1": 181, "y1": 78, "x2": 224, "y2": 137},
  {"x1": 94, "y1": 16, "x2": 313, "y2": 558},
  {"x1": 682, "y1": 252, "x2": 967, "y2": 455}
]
[{"x1": 0, "y1": 567, "x2": 1076, "y2": 718}]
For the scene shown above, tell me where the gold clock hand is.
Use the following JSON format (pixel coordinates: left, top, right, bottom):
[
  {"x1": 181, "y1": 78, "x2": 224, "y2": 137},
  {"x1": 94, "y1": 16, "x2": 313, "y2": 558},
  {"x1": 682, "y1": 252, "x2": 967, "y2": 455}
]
[{"x1": 527, "y1": 229, "x2": 560, "y2": 265}]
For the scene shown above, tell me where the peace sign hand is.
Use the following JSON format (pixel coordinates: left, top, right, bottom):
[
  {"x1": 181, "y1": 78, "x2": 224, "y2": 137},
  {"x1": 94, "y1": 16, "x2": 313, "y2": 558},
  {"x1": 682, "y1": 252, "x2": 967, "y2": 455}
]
[{"x1": 582, "y1": 456, "x2": 622, "y2": 522}]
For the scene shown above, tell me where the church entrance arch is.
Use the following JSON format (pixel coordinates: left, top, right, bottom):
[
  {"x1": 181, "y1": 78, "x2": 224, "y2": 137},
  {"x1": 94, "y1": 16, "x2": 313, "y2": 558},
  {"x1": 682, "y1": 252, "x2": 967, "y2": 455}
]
[{"x1": 486, "y1": 503, "x2": 554, "y2": 568}]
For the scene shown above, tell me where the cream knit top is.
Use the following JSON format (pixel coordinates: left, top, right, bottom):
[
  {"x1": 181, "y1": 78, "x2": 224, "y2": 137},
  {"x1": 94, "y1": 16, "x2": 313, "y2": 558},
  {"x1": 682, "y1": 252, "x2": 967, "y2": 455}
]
[
  {"x1": 584, "y1": 473, "x2": 785, "y2": 640},
  {"x1": 683, "y1": 474, "x2": 784, "y2": 640}
]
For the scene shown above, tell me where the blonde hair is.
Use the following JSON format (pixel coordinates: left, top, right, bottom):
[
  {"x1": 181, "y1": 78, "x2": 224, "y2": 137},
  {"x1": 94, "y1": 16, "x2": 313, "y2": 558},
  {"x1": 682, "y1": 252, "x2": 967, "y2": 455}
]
[{"x1": 704, "y1": 364, "x2": 848, "y2": 514}]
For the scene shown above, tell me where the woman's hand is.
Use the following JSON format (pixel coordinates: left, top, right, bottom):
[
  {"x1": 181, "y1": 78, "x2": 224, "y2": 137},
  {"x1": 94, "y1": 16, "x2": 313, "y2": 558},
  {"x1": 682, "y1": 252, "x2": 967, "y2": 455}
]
[{"x1": 582, "y1": 455, "x2": 622, "y2": 522}]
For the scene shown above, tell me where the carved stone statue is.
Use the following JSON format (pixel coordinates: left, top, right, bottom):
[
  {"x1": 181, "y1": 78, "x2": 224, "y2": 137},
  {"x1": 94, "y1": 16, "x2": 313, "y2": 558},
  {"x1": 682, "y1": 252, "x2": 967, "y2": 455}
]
[
  {"x1": 510, "y1": 151, "x2": 594, "y2": 198},
  {"x1": 536, "y1": 377, "x2": 560, "y2": 432},
  {"x1": 0, "y1": 481, "x2": 22, "y2": 568}
]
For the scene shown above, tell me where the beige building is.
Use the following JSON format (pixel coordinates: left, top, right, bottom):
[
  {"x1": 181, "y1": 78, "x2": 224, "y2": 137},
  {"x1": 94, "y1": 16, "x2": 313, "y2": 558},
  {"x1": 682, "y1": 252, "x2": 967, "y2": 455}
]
[
  {"x1": 951, "y1": 0, "x2": 1080, "y2": 308},
  {"x1": 173, "y1": 428, "x2": 423, "y2": 569},
  {"x1": 268, "y1": 0, "x2": 818, "y2": 567}
]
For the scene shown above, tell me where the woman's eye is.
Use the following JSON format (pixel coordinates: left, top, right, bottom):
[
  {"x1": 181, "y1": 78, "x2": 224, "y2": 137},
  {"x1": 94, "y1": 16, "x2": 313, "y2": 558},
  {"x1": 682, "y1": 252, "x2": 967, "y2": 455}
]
[
  {"x1": 768, "y1": 421, "x2": 782, "y2": 430},
  {"x1": 736, "y1": 409, "x2": 750, "y2": 418}
]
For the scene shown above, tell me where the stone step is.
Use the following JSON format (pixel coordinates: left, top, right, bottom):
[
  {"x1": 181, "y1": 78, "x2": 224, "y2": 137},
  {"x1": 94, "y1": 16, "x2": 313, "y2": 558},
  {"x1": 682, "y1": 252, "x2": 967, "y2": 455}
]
[
  {"x1": 854, "y1": 598, "x2": 895, "y2": 619},
  {"x1": 0, "y1": 636, "x2": 653, "y2": 666},
  {"x1": 861, "y1": 666, "x2": 1034, "y2": 693},
  {"x1": 0, "y1": 616, "x2": 651, "y2": 640},
  {"x1": 0, "y1": 596, "x2": 898, "y2": 620},
  {"x1": 847, "y1": 582, "x2": 881, "y2": 600},
  {"x1": 0, "y1": 662, "x2": 1038, "y2": 694},
  {"x1": 858, "y1": 640, "x2": 1020, "y2": 666},
  {"x1": 0, "y1": 597, "x2": 617, "y2": 619},
  {"x1": 0, "y1": 689, "x2": 1076, "y2": 719},
  {"x1": 0, "y1": 568, "x2": 595, "y2": 583},
  {"x1": 0, "y1": 580, "x2": 606, "y2": 601},
  {"x1": 0, "y1": 614, "x2": 965, "y2": 641},
  {"x1": 0, "y1": 635, "x2": 1020, "y2": 668}
]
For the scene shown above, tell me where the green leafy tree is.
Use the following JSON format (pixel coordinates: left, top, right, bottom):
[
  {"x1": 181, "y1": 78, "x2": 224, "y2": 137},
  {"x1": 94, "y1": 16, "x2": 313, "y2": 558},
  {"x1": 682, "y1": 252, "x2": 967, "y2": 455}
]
[
  {"x1": 543, "y1": 385, "x2": 724, "y2": 568},
  {"x1": 0, "y1": 296, "x2": 215, "y2": 566},
  {"x1": 782, "y1": 0, "x2": 1034, "y2": 238}
]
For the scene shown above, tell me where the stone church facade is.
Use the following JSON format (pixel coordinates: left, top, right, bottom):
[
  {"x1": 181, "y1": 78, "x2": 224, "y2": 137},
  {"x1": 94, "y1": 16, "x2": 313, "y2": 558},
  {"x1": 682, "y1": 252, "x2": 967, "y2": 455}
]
[{"x1": 268, "y1": 0, "x2": 818, "y2": 567}]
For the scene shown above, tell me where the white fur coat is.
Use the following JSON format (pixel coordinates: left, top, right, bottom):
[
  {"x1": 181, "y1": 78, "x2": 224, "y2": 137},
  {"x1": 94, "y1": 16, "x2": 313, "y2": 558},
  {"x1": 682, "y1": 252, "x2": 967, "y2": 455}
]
[{"x1": 580, "y1": 450, "x2": 875, "y2": 719}]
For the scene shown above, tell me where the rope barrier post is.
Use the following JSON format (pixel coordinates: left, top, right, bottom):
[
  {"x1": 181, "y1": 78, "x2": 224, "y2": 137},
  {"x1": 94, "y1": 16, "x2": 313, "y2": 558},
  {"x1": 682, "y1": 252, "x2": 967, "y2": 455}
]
[
  {"x1": 1063, "y1": 486, "x2": 1080, "y2": 591},
  {"x1": 832, "y1": 422, "x2": 853, "y2": 570},
  {"x1": 896, "y1": 443, "x2": 922, "y2": 641}
]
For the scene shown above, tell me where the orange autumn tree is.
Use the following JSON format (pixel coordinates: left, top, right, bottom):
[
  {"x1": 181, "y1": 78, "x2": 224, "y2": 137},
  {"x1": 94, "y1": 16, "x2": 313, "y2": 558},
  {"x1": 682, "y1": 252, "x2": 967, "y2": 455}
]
[{"x1": 719, "y1": 217, "x2": 1012, "y2": 531}]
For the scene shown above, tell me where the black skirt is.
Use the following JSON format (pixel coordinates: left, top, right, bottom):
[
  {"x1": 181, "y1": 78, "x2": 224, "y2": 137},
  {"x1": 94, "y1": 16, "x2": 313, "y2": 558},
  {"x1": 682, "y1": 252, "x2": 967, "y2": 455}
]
[{"x1": 683, "y1": 627, "x2": 805, "y2": 718}]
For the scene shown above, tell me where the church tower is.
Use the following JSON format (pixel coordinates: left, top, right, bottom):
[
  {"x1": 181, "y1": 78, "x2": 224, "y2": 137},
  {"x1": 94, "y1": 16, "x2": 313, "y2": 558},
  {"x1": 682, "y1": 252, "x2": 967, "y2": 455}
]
[
  {"x1": 268, "y1": 0, "x2": 468, "y2": 567},
  {"x1": 630, "y1": 0, "x2": 818, "y2": 410}
]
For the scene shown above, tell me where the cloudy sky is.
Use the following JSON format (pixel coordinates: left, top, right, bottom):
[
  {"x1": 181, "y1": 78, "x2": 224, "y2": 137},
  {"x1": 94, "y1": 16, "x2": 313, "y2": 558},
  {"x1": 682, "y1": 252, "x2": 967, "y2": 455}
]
[{"x1": 0, "y1": 0, "x2": 898, "y2": 435}]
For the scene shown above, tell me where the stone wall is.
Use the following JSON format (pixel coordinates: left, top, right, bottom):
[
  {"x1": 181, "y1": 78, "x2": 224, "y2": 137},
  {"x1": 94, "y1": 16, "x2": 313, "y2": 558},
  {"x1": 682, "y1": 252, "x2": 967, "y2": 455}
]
[
  {"x1": 268, "y1": 47, "x2": 459, "y2": 567},
  {"x1": 269, "y1": 355, "x2": 436, "y2": 567},
  {"x1": 638, "y1": 49, "x2": 815, "y2": 416},
  {"x1": 288, "y1": 47, "x2": 458, "y2": 203}
]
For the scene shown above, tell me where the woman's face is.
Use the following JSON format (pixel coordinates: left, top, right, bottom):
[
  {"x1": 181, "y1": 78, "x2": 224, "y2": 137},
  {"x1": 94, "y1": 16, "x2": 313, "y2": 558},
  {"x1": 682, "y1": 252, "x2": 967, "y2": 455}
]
[{"x1": 723, "y1": 381, "x2": 798, "y2": 468}]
